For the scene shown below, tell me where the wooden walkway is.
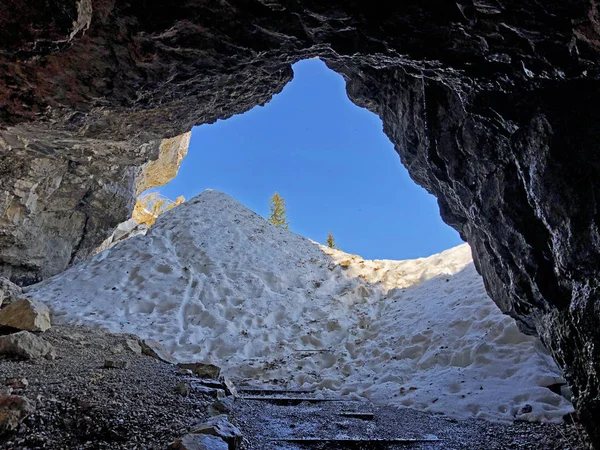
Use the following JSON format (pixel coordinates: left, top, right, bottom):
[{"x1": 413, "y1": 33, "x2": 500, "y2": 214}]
[{"x1": 231, "y1": 386, "x2": 581, "y2": 449}]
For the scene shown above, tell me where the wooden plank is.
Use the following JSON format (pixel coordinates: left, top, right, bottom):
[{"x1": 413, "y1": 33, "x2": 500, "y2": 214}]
[
  {"x1": 239, "y1": 396, "x2": 364, "y2": 406},
  {"x1": 237, "y1": 388, "x2": 316, "y2": 396},
  {"x1": 270, "y1": 437, "x2": 441, "y2": 448},
  {"x1": 191, "y1": 379, "x2": 225, "y2": 390},
  {"x1": 338, "y1": 412, "x2": 375, "y2": 420}
]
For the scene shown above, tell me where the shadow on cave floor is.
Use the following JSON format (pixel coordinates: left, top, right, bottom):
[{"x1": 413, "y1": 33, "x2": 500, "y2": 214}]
[{"x1": 232, "y1": 389, "x2": 589, "y2": 449}]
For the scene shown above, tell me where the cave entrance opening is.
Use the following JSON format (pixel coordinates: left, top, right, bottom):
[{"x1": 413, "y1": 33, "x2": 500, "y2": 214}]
[
  {"x1": 30, "y1": 59, "x2": 574, "y2": 426},
  {"x1": 119, "y1": 59, "x2": 572, "y2": 423},
  {"x1": 145, "y1": 58, "x2": 463, "y2": 260}
]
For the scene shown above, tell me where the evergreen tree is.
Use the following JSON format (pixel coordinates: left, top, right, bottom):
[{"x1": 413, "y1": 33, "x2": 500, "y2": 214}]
[
  {"x1": 326, "y1": 231, "x2": 337, "y2": 249},
  {"x1": 268, "y1": 192, "x2": 289, "y2": 229}
]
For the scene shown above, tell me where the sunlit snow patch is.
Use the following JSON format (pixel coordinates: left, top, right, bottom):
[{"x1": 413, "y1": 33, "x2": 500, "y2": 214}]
[{"x1": 26, "y1": 190, "x2": 573, "y2": 423}]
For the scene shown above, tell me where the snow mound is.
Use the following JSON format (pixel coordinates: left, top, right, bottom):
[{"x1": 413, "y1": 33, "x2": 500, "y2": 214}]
[{"x1": 27, "y1": 190, "x2": 573, "y2": 422}]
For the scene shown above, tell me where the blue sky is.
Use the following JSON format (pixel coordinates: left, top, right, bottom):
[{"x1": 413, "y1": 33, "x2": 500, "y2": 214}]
[{"x1": 156, "y1": 58, "x2": 463, "y2": 260}]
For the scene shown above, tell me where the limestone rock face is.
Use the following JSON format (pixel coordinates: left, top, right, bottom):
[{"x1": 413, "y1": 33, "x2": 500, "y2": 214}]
[
  {"x1": 0, "y1": 146, "x2": 148, "y2": 285},
  {"x1": 0, "y1": 298, "x2": 51, "y2": 332},
  {"x1": 1, "y1": 0, "x2": 600, "y2": 444},
  {"x1": 0, "y1": 131, "x2": 189, "y2": 285}
]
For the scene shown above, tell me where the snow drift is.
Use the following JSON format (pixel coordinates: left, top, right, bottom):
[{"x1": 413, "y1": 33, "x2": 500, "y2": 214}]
[{"x1": 27, "y1": 190, "x2": 573, "y2": 422}]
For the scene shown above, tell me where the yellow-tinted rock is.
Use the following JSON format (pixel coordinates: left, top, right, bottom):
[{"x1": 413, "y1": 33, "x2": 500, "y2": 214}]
[
  {"x1": 130, "y1": 132, "x2": 189, "y2": 227},
  {"x1": 132, "y1": 193, "x2": 185, "y2": 227},
  {"x1": 136, "y1": 132, "x2": 190, "y2": 194}
]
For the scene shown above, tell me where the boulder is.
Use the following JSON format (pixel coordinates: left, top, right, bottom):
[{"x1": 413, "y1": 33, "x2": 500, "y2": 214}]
[
  {"x1": 0, "y1": 331, "x2": 55, "y2": 359},
  {"x1": 0, "y1": 395, "x2": 35, "y2": 432},
  {"x1": 194, "y1": 377, "x2": 237, "y2": 396},
  {"x1": 140, "y1": 339, "x2": 174, "y2": 364},
  {"x1": 109, "y1": 344, "x2": 124, "y2": 354},
  {"x1": 123, "y1": 338, "x2": 142, "y2": 355},
  {"x1": 190, "y1": 414, "x2": 242, "y2": 450},
  {"x1": 190, "y1": 384, "x2": 226, "y2": 400},
  {"x1": 208, "y1": 397, "x2": 235, "y2": 417},
  {"x1": 178, "y1": 362, "x2": 221, "y2": 379},
  {"x1": 0, "y1": 298, "x2": 51, "y2": 332},
  {"x1": 170, "y1": 434, "x2": 228, "y2": 450}
]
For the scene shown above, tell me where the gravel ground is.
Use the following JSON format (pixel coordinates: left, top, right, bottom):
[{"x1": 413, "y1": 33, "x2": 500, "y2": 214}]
[
  {"x1": 0, "y1": 325, "x2": 593, "y2": 449},
  {"x1": 233, "y1": 391, "x2": 592, "y2": 449},
  {"x1": 0, "y1": 325, "x2": 212, "y2": 449}
]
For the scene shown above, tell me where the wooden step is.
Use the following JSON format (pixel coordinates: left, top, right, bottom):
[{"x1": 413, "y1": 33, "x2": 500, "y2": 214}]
[
  {"x1": 270, "y1": 437, "x2": 440, "y2": 448},
  {"x1": 239, "y1": 396, "x2": 365, "y2": 406},
  {"x1": 338, "y1": 412, "x2": 375, "y2": 420},
  {"x1": 237, "y1": 388, "x2": 316, "y2": 396}
]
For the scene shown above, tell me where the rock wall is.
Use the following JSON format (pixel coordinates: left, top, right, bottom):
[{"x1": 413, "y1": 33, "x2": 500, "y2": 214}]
[
  {"x1": 1, "y1": 0, "x2": 600, "y2": 445},
  {"x1": 0, "y1": 128, "x2": 187, "y2": 284}
]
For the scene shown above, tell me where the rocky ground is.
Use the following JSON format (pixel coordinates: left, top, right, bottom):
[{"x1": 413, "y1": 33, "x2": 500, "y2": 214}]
[
  {"x1": 0, "y1": 325, "x2": 216, "y2": 449},
  {"x1": 0, "y1": 322, "x2": 593, "y2": 449},
  {"x1": 233, "y1": 392, "x2": 592, "y2": 449}
]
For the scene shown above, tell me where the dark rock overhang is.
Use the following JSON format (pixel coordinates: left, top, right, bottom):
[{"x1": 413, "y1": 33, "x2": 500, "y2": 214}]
[{"x1": 1, "y1": 0, "x2": 599, "y2": 445}]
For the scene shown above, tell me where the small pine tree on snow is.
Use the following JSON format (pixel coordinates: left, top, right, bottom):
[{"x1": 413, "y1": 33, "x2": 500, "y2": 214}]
[
  {"x1": 268, "y1": 192, "x2": 289, "y2": 229},
  {"x1": 326, "y1": 231, "x2": 337, "y2": 249}
]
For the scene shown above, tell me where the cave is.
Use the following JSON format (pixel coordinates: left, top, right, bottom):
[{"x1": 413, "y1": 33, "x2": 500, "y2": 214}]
[{"x1": 1, "y1": 0, "x2": 600, "y2": 445}]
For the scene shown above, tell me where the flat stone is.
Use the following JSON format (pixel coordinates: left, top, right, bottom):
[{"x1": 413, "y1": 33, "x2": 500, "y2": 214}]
[
  {"x1": 191, "y1": 384, "x2": 226, "y2": 399},
  {"x1": 140, "y1": 339, "x2": 174, "y2": 363},
  {"x1": 223, "y1": 378, "x2": 237, "y2": 397},
  {"x1": 0, "y1": 395, "x2": 35, "y2": 432},
  {"x1": 170, "y1": 434, "x2": 228, "y2": 450},
  {"x1": 208, "y1": 397, "x2": 235, "y2": 417},
  {"x1": 0, "y1": 298, "x2": 51, "y2": 332},
  {"x1": 178, "y1": 362, "x2": 221, "y2": 379},
  {"x1": 190, "y1": 414, "x2": 242, "y2": 449},
  {"x1": 195, "y1": 379, "x2": 226, "y2": 390},
  {"x1": 103, "y1": 359, "x2": 130, "y2": 369},
  {"x1": 0, "y1": 331, "x2": 55, "y2": 359}
]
